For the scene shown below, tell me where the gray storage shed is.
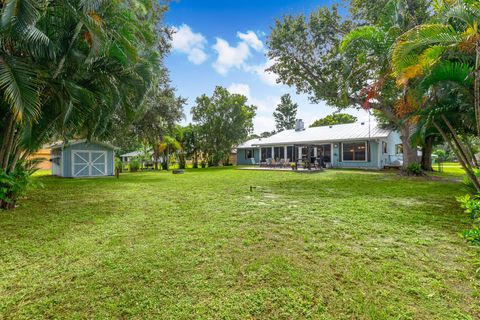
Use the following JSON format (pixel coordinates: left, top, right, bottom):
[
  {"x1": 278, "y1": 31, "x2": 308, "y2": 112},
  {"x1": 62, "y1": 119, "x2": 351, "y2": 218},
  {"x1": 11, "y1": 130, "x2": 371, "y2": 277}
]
[{"x1": 51, "y1": 140, "x2": 115, "y2": 178}]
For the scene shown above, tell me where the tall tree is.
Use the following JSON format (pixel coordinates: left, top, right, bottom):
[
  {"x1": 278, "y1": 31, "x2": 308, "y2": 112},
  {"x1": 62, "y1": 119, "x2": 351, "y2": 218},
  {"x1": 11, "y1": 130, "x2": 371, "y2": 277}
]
[
  {"x1": 0, "y1": 0, "x2": 170, "y2": 208},
  {"x1": 267, "y1": 1, "x2": 432, "y2": 168},
  {"x1": 273, "y1": 94, "x2": 298, "y2": 131},
  {"x1": 191, "y1": 86, "x2": 256, "y2": 166},
  {"x1": 391, "y1": 0, "x2": 480, "y2": 187},
  {"x1": 392, "y1": 0, "x2": 480, "y2": 135},
  {"x1": 310, "y1": 113, "x2": 357, "y2": 127}
]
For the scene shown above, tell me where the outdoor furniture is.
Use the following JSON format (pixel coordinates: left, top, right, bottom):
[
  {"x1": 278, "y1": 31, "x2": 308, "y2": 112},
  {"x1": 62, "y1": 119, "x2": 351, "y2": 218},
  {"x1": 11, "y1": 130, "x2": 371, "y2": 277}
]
[
  {"x1": 277, "y1": 159, "x2": 285, "y2": 168},
  {"x1": 144, "y1": 163, "x2": 154, "y2": 171},
  {"x1": 266, "y1": 158, "x2": 273, "y2": 167}
]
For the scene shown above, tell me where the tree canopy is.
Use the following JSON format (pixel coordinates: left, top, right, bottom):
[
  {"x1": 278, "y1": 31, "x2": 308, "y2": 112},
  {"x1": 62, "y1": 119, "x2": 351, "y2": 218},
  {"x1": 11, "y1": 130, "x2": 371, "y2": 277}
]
[
  {"x1": 310, "y1": 113, "x2": 357, "y2": 127},
  {"x1": 267, "y1": 0, "x2": 433, "y2": 167},
  {"x1": 191, "y1": 86, "x2": 256, "y2": 166},
  {"x1": 0, "y1": 0, "x2": 170, "y2": 208},
  {"x1": 273, "y1": 94, "x2": 298, "y2": 131}
]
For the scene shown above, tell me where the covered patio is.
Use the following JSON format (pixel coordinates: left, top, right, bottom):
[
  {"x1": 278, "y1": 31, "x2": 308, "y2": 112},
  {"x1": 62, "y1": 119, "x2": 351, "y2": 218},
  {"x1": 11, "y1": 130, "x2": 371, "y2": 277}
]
[{"x1": 246, "y1": 143, "x2": 332, "y2": 171}]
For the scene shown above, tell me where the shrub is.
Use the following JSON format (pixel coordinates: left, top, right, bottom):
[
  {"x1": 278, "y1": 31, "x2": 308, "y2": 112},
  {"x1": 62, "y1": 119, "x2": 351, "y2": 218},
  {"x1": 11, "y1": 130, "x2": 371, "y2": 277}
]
[
  {"x1": 0, "y1": 164, "x2": 39, "y2": 210},
  {"x1": 462, "y1": 176, "x2": 478, "y2": 195},
  {"x1": 200, "y1": 160, "x2": 206, "y2": 168},
  {"x1": 114, "y1": 158, "x2": 123, "y2": 173},
  {"x1": 161, "y1": 161, "x2": 168, "y2": 170},
  {"x1": 405, "y1": 163, "x2": 423, "y2": 176},
  {"x1": 178, "y1": 156, "x2": 186, "y2": 169},
  {"x1": 457, "y1": 194, "x2": 480, "y2": 275},
  {"x1": 457, "y1": 195, "x2": 480, "y2": 221},
  {"x1": 433, "y1": 149, "x2": 446, "y2": 161},
  {"x1": 129, "y1": 159, "x2": 140, "y2": 172}
]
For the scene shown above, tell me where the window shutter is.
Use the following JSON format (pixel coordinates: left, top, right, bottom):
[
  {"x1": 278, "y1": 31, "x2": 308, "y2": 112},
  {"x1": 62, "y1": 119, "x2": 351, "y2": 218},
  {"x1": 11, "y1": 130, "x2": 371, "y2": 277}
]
[{"x1": 339, "y1": 143, "x2": 342, "y2": 162}]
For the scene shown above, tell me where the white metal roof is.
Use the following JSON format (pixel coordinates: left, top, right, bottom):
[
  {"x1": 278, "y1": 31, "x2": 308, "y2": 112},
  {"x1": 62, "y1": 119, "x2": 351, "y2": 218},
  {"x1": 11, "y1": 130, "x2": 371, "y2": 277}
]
[
  {"x1": 50, "y1": 139, "x2": 116, "y2": 149},
  {"x1": 241, "y1": 122, "x2": 391, "y2": 147},
  {"x1": 120, "y1": 151, "x2": 143, "y2": 158},
  {"x1": 237, "y1": 138, "x2": 263, "y2": 148}
]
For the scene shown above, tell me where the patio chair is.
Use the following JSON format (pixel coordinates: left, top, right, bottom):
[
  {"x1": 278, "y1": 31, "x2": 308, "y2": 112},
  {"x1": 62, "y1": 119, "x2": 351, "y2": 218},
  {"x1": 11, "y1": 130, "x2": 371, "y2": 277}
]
[
  {"x1": 266, "y1": 158, "x2": 273, "y2": 168},
  {"x1": 277, "y1": 159, "x2": 285, "y2": 168}
]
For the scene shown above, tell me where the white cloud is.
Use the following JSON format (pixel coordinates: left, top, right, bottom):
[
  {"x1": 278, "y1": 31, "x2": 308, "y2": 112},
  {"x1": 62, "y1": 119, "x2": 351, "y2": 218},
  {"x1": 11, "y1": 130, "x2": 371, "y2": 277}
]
[
  {"x1": 212, "y1": 31, "x2": 265, "y2": 75},
  {"x1": 227, "y1": 83, "x2": 280, "y2": 133},
  {"x1": 244, "y1": 58, "x2": 279, "y2": 86},
  {"x1": 254, "y1": 116, "x2": 276, "y2": 133},
  {"x1": 212, "y1": 38, "x2": 250, "y2": 75},
  {"x1": 227, "y1": 83, "x2": 251, "y2": 99},
  {"x1": 171, "y1": 24, "x2": 208, "y2": 64},
  {"x1": 237, "y1": 31, "x2": 264, "y2": 52}
]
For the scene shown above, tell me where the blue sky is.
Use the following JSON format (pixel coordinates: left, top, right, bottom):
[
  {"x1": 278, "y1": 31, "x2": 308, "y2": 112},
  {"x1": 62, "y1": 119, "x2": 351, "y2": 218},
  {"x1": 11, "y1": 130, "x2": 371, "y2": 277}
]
[{"x1": 164, "y1": 0, "x2": 370, "y2": 134}]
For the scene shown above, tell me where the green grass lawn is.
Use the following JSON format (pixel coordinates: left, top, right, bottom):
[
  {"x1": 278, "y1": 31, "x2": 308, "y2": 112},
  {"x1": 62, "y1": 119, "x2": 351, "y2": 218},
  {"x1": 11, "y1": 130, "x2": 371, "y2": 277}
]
[{"x1": 1, "y1": 168, "x2": 479, "y2": 319}]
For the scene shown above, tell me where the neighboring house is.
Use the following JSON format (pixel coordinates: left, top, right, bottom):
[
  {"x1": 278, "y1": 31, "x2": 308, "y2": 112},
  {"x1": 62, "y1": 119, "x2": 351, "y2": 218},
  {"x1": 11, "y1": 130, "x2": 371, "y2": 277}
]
[
  {"x1": 228, "y1": 150, "x2": 237, "y2": 165},
  {"x1": 236, "y1": 120, "x2": 403, "y2": 169},
  {"x1": 120, "y1": 151, "x2": 143, "y2": 163},
  {"x1": 29, "y1": 147, "x2": 52, "y2": 170},
  {"x1": 51, "y1": 140, "x2": 115, "y2": 177},
  {"x1": 120, "y1": 151, "x2": 161, "y2": 165}
]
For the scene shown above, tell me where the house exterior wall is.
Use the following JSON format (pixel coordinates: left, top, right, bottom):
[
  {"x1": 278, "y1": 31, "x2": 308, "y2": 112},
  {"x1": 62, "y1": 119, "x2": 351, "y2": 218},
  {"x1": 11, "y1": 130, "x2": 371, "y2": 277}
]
[
  {"x1": 61, "y1": 142, "x2": 114, "y2": 177},
  {"x1": 331, "y1": 140, "x2": 381, "y2": 169},
  {"x1": 236, "y1": 148, "x2": 260, "y2": 165},
  {"x1": 29, "y1": 148, "x2": 51, "y2": 170}
]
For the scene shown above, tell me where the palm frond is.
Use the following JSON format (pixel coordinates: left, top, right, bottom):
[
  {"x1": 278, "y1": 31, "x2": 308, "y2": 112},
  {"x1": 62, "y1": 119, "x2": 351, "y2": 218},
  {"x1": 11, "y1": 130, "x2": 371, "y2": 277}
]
[
  {"x1": 444, "y1": 2, "x2": 480, "y2": 27},
  {"x1": 392, "y1": 24, "x2": 463, "y2": 74},
  {"x1": 340, "y1": 26, "x2": 388, "y2": 53},
  {"x1": 0, "y1": 55, "x2": 40, "y2": 122},
  {"x1": 419, "y1": 61, "x2": 474, "y2": 93},
  {"x1": 79, "y1": 0, "x2": 110, "y2": 13}
]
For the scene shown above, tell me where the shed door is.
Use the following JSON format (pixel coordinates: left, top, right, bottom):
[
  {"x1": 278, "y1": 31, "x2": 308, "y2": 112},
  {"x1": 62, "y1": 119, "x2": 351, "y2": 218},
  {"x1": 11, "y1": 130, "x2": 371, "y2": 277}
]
[{"x1": 72, "y1": 151, "x2": 107, "y2": 177}]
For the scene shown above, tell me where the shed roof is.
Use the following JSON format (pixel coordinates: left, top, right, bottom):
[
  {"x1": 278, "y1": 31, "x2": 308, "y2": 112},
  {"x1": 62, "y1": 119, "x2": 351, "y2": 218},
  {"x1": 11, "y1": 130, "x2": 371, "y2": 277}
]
[
  {"x1": 238, "y1": 122, "x2": 391, "y2": 148},
  {"x1": 120, "y1": 151, "x2": 143, "y2": 158},
  {"x1": 50, "y1": 139, "x2": 116, "y2": 150}
]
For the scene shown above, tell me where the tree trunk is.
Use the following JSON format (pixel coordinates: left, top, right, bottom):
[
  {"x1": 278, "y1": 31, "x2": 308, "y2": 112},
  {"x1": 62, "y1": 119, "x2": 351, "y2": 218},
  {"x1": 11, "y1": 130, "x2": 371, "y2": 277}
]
[
  {"x1": 433, "y1": 121, "x2": 480, "y2": 191},
  {"x1": 421, "y1": 135, "x2": 433, "y2": 171},
  {"x1": 441, "y1": 114, "x2": 476, "y2": 169},
  {"x1": 0, "y1": 113, "x2": 15, "y2": 170},
  {"x1": 464, "y1": 137, "x2": 479, "y2": 168},
  {"x1": 2, "y1": 120, "x2": 17, "y2": 172},
  {"x1": 475, "y1": 39, "x2": 480, "y2": 137},
  {"x1": 399, "y1": 123, "x2": 418, "y2": 168}
]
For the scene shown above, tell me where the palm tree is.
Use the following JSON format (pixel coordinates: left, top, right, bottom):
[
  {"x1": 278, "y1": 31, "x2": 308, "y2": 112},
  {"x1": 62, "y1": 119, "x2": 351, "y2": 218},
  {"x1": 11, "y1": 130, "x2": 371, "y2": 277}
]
[
  {"x1": 0, "y1": 0, "x2": 166, "y2": 208},
  {"x1": 159, "y1": 135, "x2": 181, "y2": 170},
  {"x1": 339, "y1": 0, "x2": 432, "y2": 168},
  {"x1": 392, "y1": 0, "x2": 480, "y2": 134}
]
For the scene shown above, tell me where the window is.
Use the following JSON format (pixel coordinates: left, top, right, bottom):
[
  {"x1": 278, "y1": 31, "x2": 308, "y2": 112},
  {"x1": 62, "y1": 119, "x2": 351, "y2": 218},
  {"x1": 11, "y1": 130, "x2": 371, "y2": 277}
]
[
  {"x1": 244, "y1": 149, "x2": 254, "y2": 159},
  {"x1": 383, "y1": 142, "x2": 388, "y2": 154},
  {"x1": 274, "y1": 147, "x2": 285, "y2": 160},
  {"x1": 318, "y1": 145, "x2": 331, "y2": 162},
  {"x1": 395, "y1": 144, "x2": 403, "y2": 154},
  {"x1": 261, "y1": 147, "x2": 272, "y2": 161},
  {"x1": 286, "y1": 146, "x2": 294, "y2": 161},
  {"x1": 342, "y1": 142, "x2": 367, "y2": 161}
]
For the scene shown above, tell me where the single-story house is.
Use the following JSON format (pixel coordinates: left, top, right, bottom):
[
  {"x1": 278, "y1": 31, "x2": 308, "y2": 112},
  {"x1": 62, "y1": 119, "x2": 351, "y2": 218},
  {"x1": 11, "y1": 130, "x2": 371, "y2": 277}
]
[
  {"x1": 236, "y1": 120, "x2": 403, "y2": 169},
  {"x1": 51, "y1": 140, "x2": 115, "y2": 177},
  {"x1": 120, "y1": 151, "x2": 143, "y2": 163}
]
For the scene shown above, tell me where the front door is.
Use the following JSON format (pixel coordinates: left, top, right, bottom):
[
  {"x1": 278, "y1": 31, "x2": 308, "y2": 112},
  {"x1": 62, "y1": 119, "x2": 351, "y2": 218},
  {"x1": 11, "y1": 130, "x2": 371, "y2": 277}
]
[{"x1": 72, "y1": 151, "x2": 107, "y2": 177}]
